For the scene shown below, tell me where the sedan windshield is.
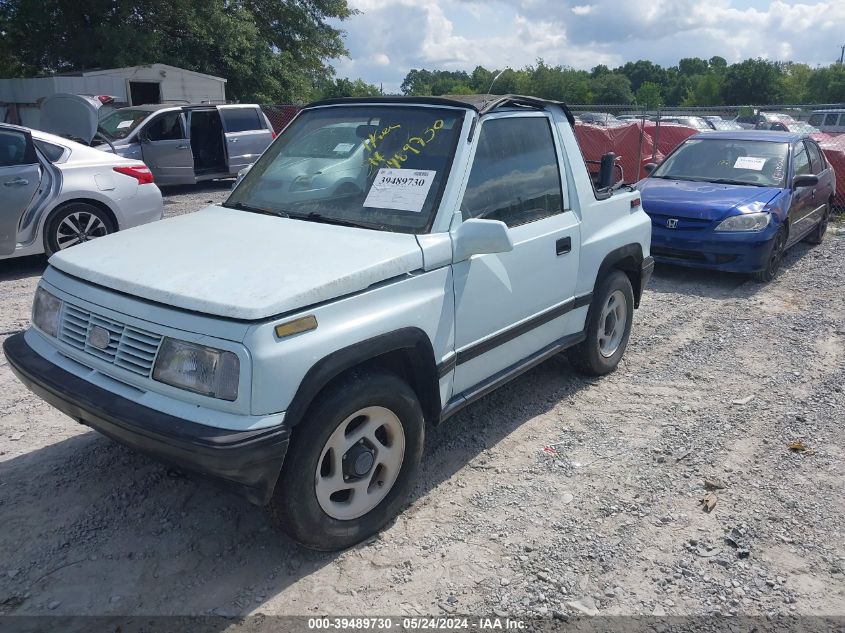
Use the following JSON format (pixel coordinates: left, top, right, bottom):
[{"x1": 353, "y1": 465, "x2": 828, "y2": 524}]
[
  {"x1": 98, "y1": 109, "x2": 153, "y2": 140},
  {"x1": 225, "y1": 105, "x2": 465, "y2": 233},
  {"x1": 652, "y1": 138, "x2": 789, "y2": 187}
]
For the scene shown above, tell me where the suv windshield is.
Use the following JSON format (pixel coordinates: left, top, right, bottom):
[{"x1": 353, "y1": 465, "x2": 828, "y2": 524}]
[
  {"x1": 98, "y1": 109, "x2": 154, "y2": 140},
  {"x1": 225, "y1": 105, "x2": 465, "y2": 233},
  {"x1": 652, "y1": 138, "x2": 789, "y2": 187}
]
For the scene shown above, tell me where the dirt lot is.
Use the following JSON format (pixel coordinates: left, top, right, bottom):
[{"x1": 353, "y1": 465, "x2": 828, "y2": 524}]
[{"x1": 0, "y1": 186, "x2": 843, "y2": 618}]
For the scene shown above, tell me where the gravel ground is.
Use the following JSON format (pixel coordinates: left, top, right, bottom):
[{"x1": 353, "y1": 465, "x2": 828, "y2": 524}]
[{"x1": 0, "y1": 191, "x2": 843, "y2": 618}]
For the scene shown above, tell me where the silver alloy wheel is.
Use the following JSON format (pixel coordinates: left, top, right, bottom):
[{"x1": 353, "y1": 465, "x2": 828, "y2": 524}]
[
  {"x1": 56, "y1": 211, "x2": 108, "y2": 250},
  {"x1": 315, "y1": 406, "x2": 406, "y2": 521},
  {"x1": 598, "y1": 289, "x2": 627, "y2": 358}
]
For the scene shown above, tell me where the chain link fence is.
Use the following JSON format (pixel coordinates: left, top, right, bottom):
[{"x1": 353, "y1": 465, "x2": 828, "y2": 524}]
[{"x1": 261, "y1": 102, "x2": 845, "y2": 210}]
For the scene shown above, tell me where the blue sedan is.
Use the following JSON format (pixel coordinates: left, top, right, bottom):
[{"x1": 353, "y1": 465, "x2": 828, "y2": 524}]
[{"x1": 638, "y1": 131, "x2": 835, "y2": 282}]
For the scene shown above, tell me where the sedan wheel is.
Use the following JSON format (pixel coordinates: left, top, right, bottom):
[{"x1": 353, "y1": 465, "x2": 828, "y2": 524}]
[
  {"x1": 753, "y1": 227, "x2": 786, "y2": 283},
  {"x1": 45, "y1": 203, "x2": 114, "y2": 256}
]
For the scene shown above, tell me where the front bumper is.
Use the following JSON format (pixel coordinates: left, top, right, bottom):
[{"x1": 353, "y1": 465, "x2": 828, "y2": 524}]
[
  {"x1": 3, "y1": 332, "x2": 289, "y2": 505},
  {"x1": 650, "y1": 224, "x2": 776, "y2": 273}
]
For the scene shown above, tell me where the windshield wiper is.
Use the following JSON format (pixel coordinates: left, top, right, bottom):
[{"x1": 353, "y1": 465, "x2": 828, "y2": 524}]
[
  {"x1": 708, "y1": 178, "x2": 767, "y2": 187},
  {"x1": 223, "y1": 201, "x2": 288, "y2": 217},
  {"x1": 290, "y1": 212, "x2": 376, "y2": 230}
]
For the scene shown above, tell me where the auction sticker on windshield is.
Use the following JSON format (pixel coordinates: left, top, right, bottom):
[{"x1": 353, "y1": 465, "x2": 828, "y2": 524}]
[
  {"x1": 364, "y1": 168, "x2": 436, "y2": 212},
  {"x1": 734, "y1": 156, "x2": 766, "y2": 170}
]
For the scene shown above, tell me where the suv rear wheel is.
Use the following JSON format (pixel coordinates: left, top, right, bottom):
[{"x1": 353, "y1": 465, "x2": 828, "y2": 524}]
[
  {"x1": 268, "y1": 369, "x2": 424, "y2": 550},
  {"x1": 567, "y1": 270, "x2": 634, "y2": 376}
]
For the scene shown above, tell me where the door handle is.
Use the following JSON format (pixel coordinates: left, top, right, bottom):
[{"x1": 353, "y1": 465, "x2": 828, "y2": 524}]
[
  {"x1": 556, "y1": 237, "x2": 572, "y2": 255},
  {"x1": 176, "y1": 144, "x2": 189, "y2": 150},
  {"x1": 811, "y1": 189, "x2": 816, "y2": 200},
  {"x1": 3, "y1": 177, "x2": 29, "y2": 187}
]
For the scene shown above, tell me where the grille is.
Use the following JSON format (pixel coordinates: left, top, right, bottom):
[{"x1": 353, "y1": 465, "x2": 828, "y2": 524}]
[
  {"x1": 59, "y1": 303, "x2": 162, "y2": 377},
  {"x1": 650, "y1": 214, "x2": 712, "y2": 231}
]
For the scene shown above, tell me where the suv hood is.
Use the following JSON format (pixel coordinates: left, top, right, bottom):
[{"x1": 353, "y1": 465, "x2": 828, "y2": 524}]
[
  {"x1": 638, "y1": 178, "x2": 783, "y2": 220},
  {"x1": 48, "y1": 206, "x2": 424, "y2": 320}
]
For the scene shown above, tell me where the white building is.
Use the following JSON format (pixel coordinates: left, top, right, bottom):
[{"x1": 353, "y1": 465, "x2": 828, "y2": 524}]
[{"x1": 0, "y1": 63, "x2": 227, "y2": 128}]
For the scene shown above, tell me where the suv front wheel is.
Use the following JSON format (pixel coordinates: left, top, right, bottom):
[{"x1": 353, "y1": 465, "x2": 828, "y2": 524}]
[
  {"x1": 567, "y1": 270, "x2": 634, "y2": 376},
  {"x1": 268, "y1": 369, "x2": 425, "y2": 551}
]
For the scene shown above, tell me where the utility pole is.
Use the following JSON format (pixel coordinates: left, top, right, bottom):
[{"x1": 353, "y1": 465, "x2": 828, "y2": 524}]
[{"x1": 839, "y1": 44, "x2": 845, "y2": 64}]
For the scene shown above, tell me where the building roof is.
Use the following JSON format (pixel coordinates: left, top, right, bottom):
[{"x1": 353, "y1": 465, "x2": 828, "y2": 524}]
[
  {"x1": 304, "y1": 94, "x2": 576, "y2": 124},
  {"x1": 49, "y1": 63, "x2": 226, "y2": 83},
  {"x1": 693, "y1": 130, "x2": 807, "y2": 143}
]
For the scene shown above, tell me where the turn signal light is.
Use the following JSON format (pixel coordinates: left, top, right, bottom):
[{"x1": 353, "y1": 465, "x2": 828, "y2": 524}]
[
  {"x1": 274, "y1": 315, "x2": 318, "y2": 338},
  {"x1": 114, "y1": 165, "x2": 154, "y2": 185}
]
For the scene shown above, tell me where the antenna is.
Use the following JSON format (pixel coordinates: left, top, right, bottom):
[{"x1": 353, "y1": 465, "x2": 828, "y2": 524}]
[{"x1": 488, "y1": 69, "x2": 507, "y2": 94}]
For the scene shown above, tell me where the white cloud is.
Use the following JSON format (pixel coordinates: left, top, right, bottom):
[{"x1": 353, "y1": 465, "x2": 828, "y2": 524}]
[{"x1": 332, "y1": 0, "x2": 845, "y2": 93}]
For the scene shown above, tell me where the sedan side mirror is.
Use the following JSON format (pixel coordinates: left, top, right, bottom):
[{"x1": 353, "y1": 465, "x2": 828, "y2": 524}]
[
  {"x1": 644, "y1": 162, "x2": 657, "y2": 174},
  {"x1": 451, "y1": 218, "x2": 513, "y2": 262},
  {"x1": 792, "y1": 174, "x2": 819, "y2": 189}
]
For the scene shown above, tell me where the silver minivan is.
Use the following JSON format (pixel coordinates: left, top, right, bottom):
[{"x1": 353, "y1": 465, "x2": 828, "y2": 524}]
[
  {"x1": 41, "y1": 99, "x2": 275, "y2": 185},
  {"x1": 808, "y1": 109, "x2": 845, "y2": 135}
]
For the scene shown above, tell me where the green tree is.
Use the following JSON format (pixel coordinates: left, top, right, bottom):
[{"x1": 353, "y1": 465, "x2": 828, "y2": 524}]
[
  {"x1": 591, "y1": 73, "x2": 634, "y2": 104},
  {"x1": 635, "y1": 81, "x2": 662, "y2": 109},
  {"x1": 0, "y1": 0, "x2": 352, "y2": 103},
  {"x1": 316, "y1": 77, "x2": 381, "y2": 99},
  {"x1": 720, "y1": 59, "x2": 784, "y2": 105},
  {"x1": 780, "y1": 63, "x2": 813, "y2": 103},
  {"x1": 618, "y1": 60, "x2": 666, "y2": 93},
  {"x1": 682, "y1": 73, "x2": 723, "y2": 106},
  {"x1": 678, "y1": 57, "x2": 709, "y2": 77},
  {"x1": 806, "y1": 63, "x2": 845, "y2": 102}
]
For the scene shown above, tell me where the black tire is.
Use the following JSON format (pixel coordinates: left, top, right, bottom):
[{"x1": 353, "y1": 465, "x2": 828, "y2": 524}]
[
  {"x1": 44, "y1": 202, "x2": 115, "y2": 256},
  {"x1": 268, "y1": 368, "x2": 424, "y2": 551},
  {"x1": 752, "y1": 226, "x2": 787, "y2": 283},
  {"x1": 567, "y1": 270, "x2": 634, "y2": 376},
  {"x1": 804, "y1": 203, "x2": 830, "y2": 245}
]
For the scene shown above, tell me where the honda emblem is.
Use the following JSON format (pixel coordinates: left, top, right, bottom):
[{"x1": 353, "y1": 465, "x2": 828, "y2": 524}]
[{"x1": 666, "y1": 218, "x2": 679, "y2": 229}]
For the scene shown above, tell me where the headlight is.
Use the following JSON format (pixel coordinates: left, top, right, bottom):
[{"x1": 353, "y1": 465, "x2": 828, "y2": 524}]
[
  {"x1": 32, "y1": 287, "x2": 62, "y2": 337},
  {"x1": 152, "y1": 338, "x2": 240, "y2": 401},
  {"x1": 715, "y1": 212, "x2": 771, "y2": 232}
]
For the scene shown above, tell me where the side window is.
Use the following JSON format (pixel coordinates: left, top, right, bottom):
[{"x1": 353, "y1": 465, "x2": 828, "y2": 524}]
[
  {"x1": 0, "y1": 129, "x2": 36, "y2": 167},
  {"x1": 34, "y1": 139, "x2": 66, "y2": 162},
  {"x1": 792, "y1": 143, "x2": 811, "y2": 177},
  {"x1": 461, "y1": 117, "x2": 564, "y2": 228},
  {"x1": 824, "y1": 113, "x2": 839, "y2": 126},
  {"x1": 145, "y1": 112, "x2": 184, "y2": 141},
  {"x1": 809, "y1": 113, "x2": 823, "y2": 126},
  {"x1": 220, "y1": 108, "x2": 263, "y2": 133},
  {"x1": 805, "y1": 142, "x2": 823, "y2": 174}
]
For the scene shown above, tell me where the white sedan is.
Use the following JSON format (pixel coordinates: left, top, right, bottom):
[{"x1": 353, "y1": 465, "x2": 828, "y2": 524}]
[{"x1": 0, "y1": 123, "x2": 163, "y2": 261}]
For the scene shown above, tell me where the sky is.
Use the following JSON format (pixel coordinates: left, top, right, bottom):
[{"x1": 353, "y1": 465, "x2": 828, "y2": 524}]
[{"x1": 330, "y1": 0, "x2": 845, "y2": 93}]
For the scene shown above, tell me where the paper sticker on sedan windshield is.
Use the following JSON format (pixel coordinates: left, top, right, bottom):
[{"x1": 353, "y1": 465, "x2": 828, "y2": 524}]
[
  {"x1": 333, "y1": 143, "x2": 355, "y2": 153},
  {"x1": 116, "y1": 120, "x2": 133, "y2": 129},
  {"x1": 364, "y1": 168, "x2": 436, "y2": 212},
  {"x1": 734, "y1": 157, "x2": 766, "y2": 170}
]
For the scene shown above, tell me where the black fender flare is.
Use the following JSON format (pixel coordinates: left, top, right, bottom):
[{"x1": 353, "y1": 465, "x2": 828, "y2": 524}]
[
  {"x1": 594, "y1": 244, "x2": 649, "y2": 308},
  {"x1": 283, "y1": 327, "x2": 440, "y2": 429}
]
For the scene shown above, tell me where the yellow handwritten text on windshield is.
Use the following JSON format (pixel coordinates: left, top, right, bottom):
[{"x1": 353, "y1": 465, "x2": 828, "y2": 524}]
[{"x1": 366, "y1": 120, "x2": 445, "y2": 170}]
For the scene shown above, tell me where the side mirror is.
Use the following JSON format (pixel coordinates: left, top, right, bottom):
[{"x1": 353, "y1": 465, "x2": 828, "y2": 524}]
[
  {"x1": 644, "y1": 162, "x2": 658, "y2": 174},
  {"x1": 137, "y1": 128, "x2": 150, "y2": 143},
  {"x1": 792, "y1": 174, "x2": 818, "y2": 189},
  {"x1": 451, "y1": 218, "x2": 513, "y2": 262},
  {"x1": 598, "y1": 152, "x2": 617, "y2": 189}
]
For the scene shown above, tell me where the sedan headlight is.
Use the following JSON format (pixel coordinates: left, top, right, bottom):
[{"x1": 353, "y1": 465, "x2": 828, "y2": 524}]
[
  {"x1": 32, "y1": 287, "x2": 62, "y2": 337},
  {"x1": 152, "y1": 338, "x2": 240, "y2": 401},
  {"x1": 715, "y1": 212, "x2": 771, "y2": 232}
]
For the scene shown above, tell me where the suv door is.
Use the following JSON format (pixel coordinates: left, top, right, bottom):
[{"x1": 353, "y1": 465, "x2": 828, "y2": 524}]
[
  {"x1": 451, "y1": 114, "x2": 581, "y2": 396},
  {"x1": 218, "y1": 106, "x2": 273, "y2": 174},
  {"x1": 0, "y1": 127, "x2": 42, "y2": 256},
  {"x1": 139, "y1": 110, "x2": 194, "y2": 185}
]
